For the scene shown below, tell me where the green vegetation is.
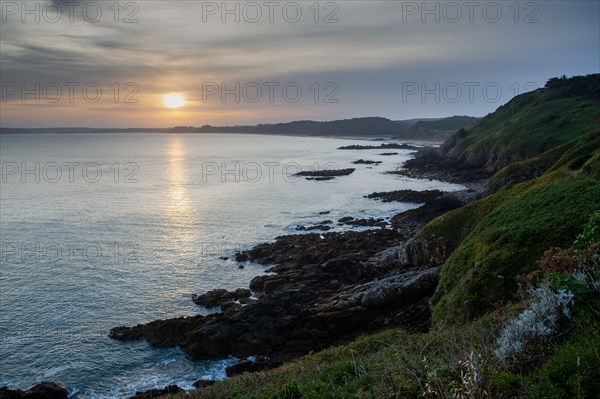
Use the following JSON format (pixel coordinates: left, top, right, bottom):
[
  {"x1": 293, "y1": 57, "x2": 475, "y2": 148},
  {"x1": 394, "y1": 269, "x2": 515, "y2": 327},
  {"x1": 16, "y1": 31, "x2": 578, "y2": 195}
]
[
  {"x1": 166, "y1": 75, "x2": 600, "y2": 398},
  {"x1": 431, "y1": 169, "x2": 600, "y2": 325},
  {"x1": 442, "y1": 74, "x2": 600, "y2": 172}
]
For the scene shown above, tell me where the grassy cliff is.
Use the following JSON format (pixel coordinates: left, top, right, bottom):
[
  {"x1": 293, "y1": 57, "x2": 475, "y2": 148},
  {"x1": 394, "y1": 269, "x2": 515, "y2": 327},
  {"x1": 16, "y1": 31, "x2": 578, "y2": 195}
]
[{"x1": 440, "y1": 74, "x2": 600, "y2": 172}]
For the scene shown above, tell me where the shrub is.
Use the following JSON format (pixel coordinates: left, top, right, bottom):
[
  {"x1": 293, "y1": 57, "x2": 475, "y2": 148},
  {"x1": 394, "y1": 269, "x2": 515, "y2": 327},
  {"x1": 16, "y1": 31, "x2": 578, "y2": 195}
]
[{"x1": 494, "y1": 282, "x2": 574, "y2": 364}]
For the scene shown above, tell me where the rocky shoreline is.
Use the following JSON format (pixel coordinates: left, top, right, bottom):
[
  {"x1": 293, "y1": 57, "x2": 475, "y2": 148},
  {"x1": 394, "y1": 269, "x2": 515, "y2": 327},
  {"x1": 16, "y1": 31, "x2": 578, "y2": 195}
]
[
  {"x1": 104, "y1": 143, "x2": 488, "y2": 396},
  {"x1": 2, "y1": 143, "x2": 485, "y2": 398}
]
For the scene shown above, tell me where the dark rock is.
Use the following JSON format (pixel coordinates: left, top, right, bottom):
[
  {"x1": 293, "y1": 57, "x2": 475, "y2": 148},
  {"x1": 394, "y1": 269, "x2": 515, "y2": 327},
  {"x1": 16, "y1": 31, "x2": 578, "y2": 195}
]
[
  {"x1": 338, "y1": 218, "x2": 387, "y2": 228},
  {"x1": 337, "y1": 143, "x2": 418, "y2": 150},
  {"x1": 111, "y1": 229, "x2": 429, "y2": 363},
  {"x1": 109, "y1": 315, "x2": 205, "y2": 347},
  {"x1": 351, "y1": 159, "x2": 382, "y2": 165},
  {"x1": 221, "y1": 301, "x2": 243, "y2": 315},
  {"x1": 234, "y1": 252, "x2": 249, "y2": 262},
  {"x1": 192, "y1": 288, "x2": 251, "y2": 308},
  {"x1": 379, "y1": 152, "x2": 398, "y2": 155},
  {"x1": 318, "y1": 211, "x2": 330, "y2": 215},
  {"x1": 365, "y1": 189, "x2": 445, "y2": 203},
  {"x1": 398, "y1": 238, "x2": 455, "y2": 269},
  {"x1": 391, "y1": 190, "x2": 479, "y2": 234},
  {"x1": 127, "y1": 385, "x2": 182, "y2": 399},
  {"x1": 225, "y1": 357, "x2": 282, "y2": 377},
  {"x1": 239, "y1": 297, "x2": 259, "y2": 305},
  {"x1": 249, "y1": 275, "x2": 267, "y2": 291},
  {"x1": 295, "y1": 168, "x2": 355, "y2": 177},
  {"x1": 0, "y1": 382, "x2": 68, "y2": 399},
  {"x1": 306, "y1": 176, "x2": 335, "y2": 181},
  {"x1": 392, "y1": 146, "x2": 491, "y2": 183},
  {"x1": 296, "y1": 224, "x2": 331, "y2": 231}
]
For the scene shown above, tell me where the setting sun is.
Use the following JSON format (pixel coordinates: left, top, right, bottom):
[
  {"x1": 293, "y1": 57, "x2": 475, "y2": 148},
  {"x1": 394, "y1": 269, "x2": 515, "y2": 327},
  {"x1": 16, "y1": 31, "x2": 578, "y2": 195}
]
[{"x1": 163, "y1": 93, "x2": 186, "y2": 109}]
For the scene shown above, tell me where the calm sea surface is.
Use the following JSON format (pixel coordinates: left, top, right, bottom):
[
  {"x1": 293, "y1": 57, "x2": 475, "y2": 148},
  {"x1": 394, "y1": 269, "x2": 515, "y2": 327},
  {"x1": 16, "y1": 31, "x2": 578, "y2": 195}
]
[{"x1": 0, "y1": 133, "x2": 462, "y2": 397}]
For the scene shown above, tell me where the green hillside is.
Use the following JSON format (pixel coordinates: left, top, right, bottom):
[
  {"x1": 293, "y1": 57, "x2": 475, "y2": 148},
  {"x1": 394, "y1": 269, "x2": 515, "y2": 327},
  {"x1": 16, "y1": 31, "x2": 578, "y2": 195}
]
[{"x1": 441, "y1": 74, "x2": 600, "y2": 172}]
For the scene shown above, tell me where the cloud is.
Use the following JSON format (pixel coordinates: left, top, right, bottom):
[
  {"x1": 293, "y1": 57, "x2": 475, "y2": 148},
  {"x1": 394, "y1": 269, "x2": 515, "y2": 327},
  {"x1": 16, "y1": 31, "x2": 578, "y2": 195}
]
[{"x1": 1, "y1": 0, "x2": 598, "y2": 127}]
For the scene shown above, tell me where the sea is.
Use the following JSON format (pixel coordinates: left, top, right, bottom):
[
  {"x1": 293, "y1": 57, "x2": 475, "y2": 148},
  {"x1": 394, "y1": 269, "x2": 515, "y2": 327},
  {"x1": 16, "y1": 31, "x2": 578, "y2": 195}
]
[{"x1": 0, "y1": 133, "x2": 463, "y2": 398}]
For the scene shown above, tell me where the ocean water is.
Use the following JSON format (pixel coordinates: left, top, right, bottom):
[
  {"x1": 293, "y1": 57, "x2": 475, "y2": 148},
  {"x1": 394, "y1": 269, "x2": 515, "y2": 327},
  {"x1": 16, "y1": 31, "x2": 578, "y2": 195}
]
[{"x1": 0, "y1": 133, "x2": 463, "y2": 398}]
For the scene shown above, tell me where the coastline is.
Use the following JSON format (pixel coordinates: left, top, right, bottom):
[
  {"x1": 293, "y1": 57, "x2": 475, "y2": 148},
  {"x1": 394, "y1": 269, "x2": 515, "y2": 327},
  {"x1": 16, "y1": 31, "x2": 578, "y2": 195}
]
[
  {"x1": 1, "y1": 139, "x2": 482, "y2": 398},
  {"x1": 104, "y1": 142, "x2": 484, "y2": 397}
]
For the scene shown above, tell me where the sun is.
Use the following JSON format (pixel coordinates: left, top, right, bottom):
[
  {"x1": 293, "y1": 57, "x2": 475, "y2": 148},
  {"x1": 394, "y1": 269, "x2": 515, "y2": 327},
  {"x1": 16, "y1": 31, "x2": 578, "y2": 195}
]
[{"x1": 163, "y1": 93, "x2": 186, "y2": 109}]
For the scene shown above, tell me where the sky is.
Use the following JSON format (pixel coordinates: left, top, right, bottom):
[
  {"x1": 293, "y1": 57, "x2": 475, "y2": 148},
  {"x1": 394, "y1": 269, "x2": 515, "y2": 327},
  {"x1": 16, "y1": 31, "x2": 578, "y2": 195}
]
[{"x1": 0, "y1": 0, "x2": 598, "y2": 127}]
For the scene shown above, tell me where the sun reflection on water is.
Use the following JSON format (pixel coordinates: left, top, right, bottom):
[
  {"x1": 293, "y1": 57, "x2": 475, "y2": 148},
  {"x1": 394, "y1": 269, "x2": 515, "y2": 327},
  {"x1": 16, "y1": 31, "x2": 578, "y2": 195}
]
[{"x1": 165, "y1": 136, "x2": 198, "y2": 248}]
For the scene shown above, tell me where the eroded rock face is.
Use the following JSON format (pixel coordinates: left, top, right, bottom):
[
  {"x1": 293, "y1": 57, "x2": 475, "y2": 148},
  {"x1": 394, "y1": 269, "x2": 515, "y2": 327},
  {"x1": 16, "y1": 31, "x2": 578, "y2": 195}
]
[
  {"x1": 0, "y1": 382, "x2": 68, "y2": 399},
  {"x1": 359, "y1": 267, "x2": 441, "y2": 308},
  {"x1": 398, "y1": 238, "x2": 454, "y2": 269},
  {"x1": 318, "y1": 267, "x2": 440, "y2": 311}
]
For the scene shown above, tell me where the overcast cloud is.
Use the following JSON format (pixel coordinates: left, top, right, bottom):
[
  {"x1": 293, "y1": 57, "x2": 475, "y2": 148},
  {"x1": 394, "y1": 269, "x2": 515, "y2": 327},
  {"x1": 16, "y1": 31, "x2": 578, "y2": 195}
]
[{"x1": 0, "y1": 0, "x2": 598, "y2": 127}]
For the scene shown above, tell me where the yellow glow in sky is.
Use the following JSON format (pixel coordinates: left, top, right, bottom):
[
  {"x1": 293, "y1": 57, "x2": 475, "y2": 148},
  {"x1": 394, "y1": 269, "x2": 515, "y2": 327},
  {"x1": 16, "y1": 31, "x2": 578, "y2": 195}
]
[{"x1": 163, "y1": 93, "x2": 186, "y2": 109}]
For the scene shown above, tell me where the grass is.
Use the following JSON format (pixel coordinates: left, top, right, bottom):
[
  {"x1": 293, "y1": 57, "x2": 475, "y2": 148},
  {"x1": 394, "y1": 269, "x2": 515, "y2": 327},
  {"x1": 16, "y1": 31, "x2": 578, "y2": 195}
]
[
  {"x1": 444, "y1": 79, "x2": 600, "y2": 171},
  {"x1": 431, "y1": 167, "x2": 600, "y2": 325},
  {"x1": 167, "y1": 318, "x2": 497, "y2": 399}
]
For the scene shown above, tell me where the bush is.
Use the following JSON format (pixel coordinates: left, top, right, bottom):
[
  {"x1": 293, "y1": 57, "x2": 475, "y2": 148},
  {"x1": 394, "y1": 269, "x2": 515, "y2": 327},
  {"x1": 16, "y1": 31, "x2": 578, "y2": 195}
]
[{"x1": 494, "y1": 282, "x2": 574, "y2": 364}]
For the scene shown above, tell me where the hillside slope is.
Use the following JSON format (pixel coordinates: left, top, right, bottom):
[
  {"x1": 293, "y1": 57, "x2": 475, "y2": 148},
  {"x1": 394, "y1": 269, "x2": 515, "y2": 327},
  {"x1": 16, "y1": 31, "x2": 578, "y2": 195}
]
[{"x1": 440, "y1": 74, "x2": 600, "y2": 172}]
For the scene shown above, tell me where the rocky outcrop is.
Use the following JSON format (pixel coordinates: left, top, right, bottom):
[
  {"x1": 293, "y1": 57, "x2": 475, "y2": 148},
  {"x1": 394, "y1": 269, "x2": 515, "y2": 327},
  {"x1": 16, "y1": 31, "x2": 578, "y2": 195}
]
[
  {"x1": 390, "y1": 190, "x2": 479, "y2": 235},
  {"x1": 338, "y1": 143, "x2": 418, "y2": 150},
  {"x1": 0, "y1": 382, "x2": 68, "y2": 399},
  {"x1": 397, "y1": 238, "x2": 454, "y2": 269},
  {"x1": 295, "y1": 168, "x2": 355, "y2": 177},
  {"x1": 110, "y1": 228, "x2": 436, "y2": 362},
  {"x1": 337, "y1": 217, "x2": 388, "y2": 228},
  {"x1": 109, "y1": 315, "x2": 205, "y2": 347},
  {"x1": 296, "y1": 220, "x2": 332, "y2": 231},
  {"x1": 320, "y1": 267, "x2": 441, "y2": 311},
  {"x1": 394, "y1": 147, "x2": 491, "y2": 183},
  {"x1": 365, "y1": 189, "x2": 445, "y2": 203},
  {"x1": 352, "y1": 159, "x2": 382, "y2": 165}
]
